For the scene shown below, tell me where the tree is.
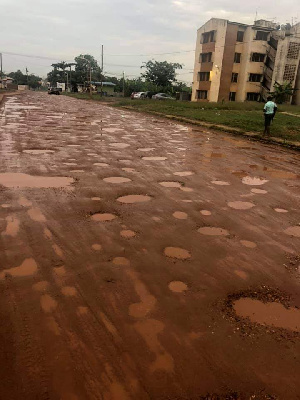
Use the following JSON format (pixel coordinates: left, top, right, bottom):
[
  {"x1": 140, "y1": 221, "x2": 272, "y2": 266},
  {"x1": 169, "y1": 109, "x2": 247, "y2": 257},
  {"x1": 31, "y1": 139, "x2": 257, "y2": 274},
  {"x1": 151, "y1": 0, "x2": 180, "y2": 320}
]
[
  {"x1": 271, "y1": 81, "x2": 295, "y2": 104},
  {"x1": 141, "y1": 60, "x2": 183, "y2": 90},
  {"x1": 74, "y1": 54, "x2": 103, "y2": 85},
  {"x1": 8, "y1": 70, "x2": 41, "y2": 88}
]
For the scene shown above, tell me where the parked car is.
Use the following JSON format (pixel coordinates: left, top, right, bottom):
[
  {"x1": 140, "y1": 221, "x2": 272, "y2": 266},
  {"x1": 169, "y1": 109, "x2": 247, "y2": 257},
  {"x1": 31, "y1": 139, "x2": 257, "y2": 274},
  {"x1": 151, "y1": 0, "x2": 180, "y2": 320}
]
[
  {"x1": 133, "y1": 92, "x2": 147, "y2": 99},
  {"x1": 152, "y1": 93, "x2": 175, "y2": 100},
  {"x1": 130, "y1": 92, "x2": 136, "y2": 99},
  {"x1": 48, "y1": 87, "x2": 62, "y2": 95}
]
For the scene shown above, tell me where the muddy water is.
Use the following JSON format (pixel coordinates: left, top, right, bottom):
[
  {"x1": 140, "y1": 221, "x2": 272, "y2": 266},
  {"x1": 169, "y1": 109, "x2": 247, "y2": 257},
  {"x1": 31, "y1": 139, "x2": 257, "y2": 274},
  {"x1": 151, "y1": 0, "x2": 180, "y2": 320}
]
[
  {"x1": 251, "y1": 188, "x2": 267, "y2": 194},
  {"x1": 200, "y1": 210, "x2": 211, "y2": 216},
  {"x1": 173, "y1": 211, "x2": 188, "y2": 220},
  {"x1": 91, "y1": 213, "x2": 117, "y2": 222},
  {"x1": 120, "y1": 230, "x2": 136, "y2": 238},
  {"x1": 173, "y1": 171, "x2": 194, "y2": 177},
  {"x1": 23, "y1": 149, "x2": 55, "y2": 154},
  {"x1": 242, "y1": 176, "x2": 268, "y2": 186},
  {"x1": 92, "y1": 244, "x2": 102, "y2": 251},
  {"x1": 103, "y1": 177, "x2": 131, "y2": 184},
  {"x1": 233, "y1": 298, "x2": 300, "y2": 332},
  {"x1": 159, "y1": 181, "x2": 182, "y2": 188},
  {"x1": 142, "y1": 156, "x2": 167, "y2": 161},
  {"x1": 211, "y1": 180, "x2": 230, "y2": 186},
  {"x1": 3, "y1": 216, "x2": 20, "y2": 237},
  {"x1": 240, "y1": 240, "x2": 257, "y2": 248},
  {"x1": 168, "y1": 281, "x2": 188, "y2": 293},
  {"x1": 0, "y1": 258, "x2": 38, "y2": 279},
  {"x1": 117, "y1": 195, "x2": 151, "y2": 204},
  {"x1": 164, "y1": 247, "x2": 191, "y2": 260},
  {"x1": 40, "y1": 294, "x2": 57, "y2": 313},
  {"x1": 27, "y1": 208, "x2": 46, "y2": 222},
  {"x1": 227, "y1": 201, "x2": 255, "y2": 210},
  {"x1": 284, "y1": 226, "x2": 300, "y2": 237},
  {"x1": 0, "y1": 173, "x2": 74, "y2": 188}
]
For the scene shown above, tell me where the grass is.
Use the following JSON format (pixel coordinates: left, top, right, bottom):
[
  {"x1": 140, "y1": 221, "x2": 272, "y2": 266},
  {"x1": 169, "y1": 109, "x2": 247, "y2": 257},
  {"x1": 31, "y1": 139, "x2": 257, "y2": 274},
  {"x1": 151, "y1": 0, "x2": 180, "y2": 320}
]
[{"x1": 63, "y1": 93, "x2": 300, "y2": 143}]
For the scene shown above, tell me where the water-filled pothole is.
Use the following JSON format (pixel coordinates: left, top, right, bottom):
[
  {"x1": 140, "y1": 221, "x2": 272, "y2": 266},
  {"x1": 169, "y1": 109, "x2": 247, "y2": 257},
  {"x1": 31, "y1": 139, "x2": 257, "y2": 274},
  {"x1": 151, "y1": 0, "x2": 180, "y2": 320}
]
[
  {"x1": 159, "y1": 181, "x2": 182, "y2": 188},
  {"x1": 242, "y1": 176, "x2": 268, "y2": 186},
  {"x1": 198, "y1": 227, "x2": 229, "y2": 236},
  {"x1": 117, "y1": 195, "x2": 151, "y2": 204},
  {"x1": 164, "y1": 247, "x2": 191, "y2": 260},
  {"x1": 142, "y1": 156, "x2": 167, "y2": 161},
  {"x1": 0, "y1": 173, "x2": 74, "y2": 188},
  {"x1": 103, "y1": 177, "x2": 131, "y2": 184},
  {"x1": 227, "y1": 201, "x2": 255, "y2": 210},
  {"x1": 91, "y1": 213, "x2": 117, "y2": 222}
]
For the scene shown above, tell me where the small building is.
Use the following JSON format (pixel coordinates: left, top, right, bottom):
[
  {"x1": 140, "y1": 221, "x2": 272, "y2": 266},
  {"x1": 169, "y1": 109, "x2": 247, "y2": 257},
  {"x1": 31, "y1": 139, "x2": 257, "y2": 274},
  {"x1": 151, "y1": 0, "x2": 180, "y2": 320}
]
[
  {"x1": 92, "y1": 82, "x2": 116, "y2": 96},
  {"x1": 0, "y1": 77, "x2": 13, "y2": 89}
]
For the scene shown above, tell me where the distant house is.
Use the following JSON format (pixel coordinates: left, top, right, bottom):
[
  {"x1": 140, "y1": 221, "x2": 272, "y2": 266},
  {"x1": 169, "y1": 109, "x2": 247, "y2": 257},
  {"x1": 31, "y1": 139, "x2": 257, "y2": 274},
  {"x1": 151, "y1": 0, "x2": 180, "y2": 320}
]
[
  {"x1": 92, "y1": 82, "x2": 116, "y2": 96},
  {"x1": 0, "y1": 77, "x2": 13, "y2": 89}
]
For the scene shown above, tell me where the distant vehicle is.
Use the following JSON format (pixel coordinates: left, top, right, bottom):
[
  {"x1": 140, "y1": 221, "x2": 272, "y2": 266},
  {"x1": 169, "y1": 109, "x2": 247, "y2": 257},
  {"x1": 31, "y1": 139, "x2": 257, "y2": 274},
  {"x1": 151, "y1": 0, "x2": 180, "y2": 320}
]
[
  {"x1": 48, "y1": 87, "x2": 62, "y2": 95},
  {"x1": 133, "y1": 92, "x2": 147, "y2": 99},
  {"x1": 152, "y1": 93, "x2": 175, "y2": 100},
  {"x1": 130, "y1": 92, "x2": 136, "y2": 99}
]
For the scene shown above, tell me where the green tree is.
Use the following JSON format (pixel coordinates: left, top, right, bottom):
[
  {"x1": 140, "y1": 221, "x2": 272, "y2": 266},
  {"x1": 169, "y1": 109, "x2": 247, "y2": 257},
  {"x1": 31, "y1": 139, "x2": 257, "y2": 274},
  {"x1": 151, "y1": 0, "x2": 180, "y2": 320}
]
[
  {"x1": 8, "y1": 70, "x2": 41, "y2": 88},
  {"x1": 74, "y1": 54, "x2": 103, "y2": 85},
  {"x1": 141, "y1": 60, "x2": 183, "y2": 90},
  {"x1": 271, "y1": 81, "x2": 295, "y2": 104}
]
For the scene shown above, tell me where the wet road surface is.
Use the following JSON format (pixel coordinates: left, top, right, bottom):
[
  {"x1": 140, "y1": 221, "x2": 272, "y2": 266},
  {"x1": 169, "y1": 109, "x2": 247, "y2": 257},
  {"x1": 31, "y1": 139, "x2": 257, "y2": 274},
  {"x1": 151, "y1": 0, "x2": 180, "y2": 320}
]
[{"x1": 0, "y1": 92, "x2": 299, "y2": 399}]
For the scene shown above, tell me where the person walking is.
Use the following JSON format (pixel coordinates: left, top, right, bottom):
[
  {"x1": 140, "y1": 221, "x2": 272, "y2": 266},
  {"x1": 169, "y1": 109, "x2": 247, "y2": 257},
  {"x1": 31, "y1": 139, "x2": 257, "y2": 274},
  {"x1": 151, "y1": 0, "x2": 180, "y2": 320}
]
[{"x1": 263, "y1": 96, "x2": 277, "y2": 136}]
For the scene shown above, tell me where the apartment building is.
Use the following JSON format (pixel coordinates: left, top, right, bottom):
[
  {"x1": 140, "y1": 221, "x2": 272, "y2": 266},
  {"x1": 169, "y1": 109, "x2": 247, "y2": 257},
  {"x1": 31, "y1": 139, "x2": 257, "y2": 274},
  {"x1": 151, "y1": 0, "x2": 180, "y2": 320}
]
[{"x1": 192, "y1": 18, "x2": 300, "y2": 104}]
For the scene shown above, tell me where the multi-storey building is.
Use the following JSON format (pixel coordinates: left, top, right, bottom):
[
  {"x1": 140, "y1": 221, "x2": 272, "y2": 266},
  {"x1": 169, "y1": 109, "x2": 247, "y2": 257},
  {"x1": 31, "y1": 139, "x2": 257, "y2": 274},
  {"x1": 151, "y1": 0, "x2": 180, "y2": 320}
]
[{"x1": 192, "y1": 18, "x2": 300, "y2": 104}]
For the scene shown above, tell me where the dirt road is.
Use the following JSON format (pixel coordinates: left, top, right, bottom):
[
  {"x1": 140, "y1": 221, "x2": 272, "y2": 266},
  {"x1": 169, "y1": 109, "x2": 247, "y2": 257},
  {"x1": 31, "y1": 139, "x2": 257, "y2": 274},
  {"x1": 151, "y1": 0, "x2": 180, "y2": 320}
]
[{"x1": 0, "y1": 92, "x2": 299, "y2": 400}]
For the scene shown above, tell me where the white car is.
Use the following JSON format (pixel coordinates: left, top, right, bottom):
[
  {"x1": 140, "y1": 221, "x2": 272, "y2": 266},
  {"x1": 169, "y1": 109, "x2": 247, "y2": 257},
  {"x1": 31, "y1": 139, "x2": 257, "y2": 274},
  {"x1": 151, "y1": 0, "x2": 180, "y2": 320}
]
[{"x1": 133, "y1": 92, "x2": 146, "y2": 99}]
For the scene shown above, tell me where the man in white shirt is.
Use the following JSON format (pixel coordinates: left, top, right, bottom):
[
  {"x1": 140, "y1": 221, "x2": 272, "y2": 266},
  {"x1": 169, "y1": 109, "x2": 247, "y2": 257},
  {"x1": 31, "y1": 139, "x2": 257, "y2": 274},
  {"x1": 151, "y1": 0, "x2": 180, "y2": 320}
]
[{"x1": 263, "y1": 96, "x2": 277, "y2": 136}]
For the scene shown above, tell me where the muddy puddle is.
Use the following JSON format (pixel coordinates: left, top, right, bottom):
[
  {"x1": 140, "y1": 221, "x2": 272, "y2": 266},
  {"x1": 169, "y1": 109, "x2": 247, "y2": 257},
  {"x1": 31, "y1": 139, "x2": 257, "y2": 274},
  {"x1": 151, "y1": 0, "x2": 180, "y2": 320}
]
[
  {"x1": 0, "y1": 258, "x2": 38, "y2": 279},
  {"x1": 120, "y1": 230, "x2": 136, "y2": 238},
  {"x1": 117, "y1": 195, "x2": 151, "y2": 204},
  {"x1": 159, "y1": 181, "x2": 182, "y2": 188},
  {"x1": 173, "y1": 171, "x2": 194, "y2": 177},
  {"x1": 284, "y1": 226, "x2": 300, "y2": 237},
  {"x1": 168, "y1": 281, "x2": 188, "y2": 293},
  {"x1": 251, "y1": 188, "x2": 267, "y2": 194},
  {"x1": 200, "y1": 210, "x2": 211, "y2": 216},
  {"x1": 91, "y1": 213, "x2": 117, "y2": 222},
  {"x1": 109, "y1": 143, "x2": 130, "y2": 149},
  {"x1": 242, "y1": 176, "x2": 268, "y2": 186},
  {"x1": 3, "y1": 216, "x2": 20, "y2": 237},
  {"x1": 263, "y1": 168, "x2": 298, "y2": 180},
  {"x1": 0, "y1": 173, "x2": 74, "y2": 188},
  {"x1": 227, "y1": 201, "x2": 255, "y2": 210},
  {"x1": 211, "y1": 180, "x2": 230, "y2": 186},
  {"x1": 142, "y1": 156, "x2": 167, "y2": 161},
  {"x1": 233, "y1": 298, "x2": 300, "y2": 332},
  {"x1": 173, "y1": 211, "x2": 188, "y2": 220},
  {"x1": 103, "y1": 177, "x2": 131, "y2": 184},
  {"x1": 240, "y1": 240, "x2": 257, "y2": 248},
  {"x1": 164, "y1": 247, "x2": 191, "y2": 260}
]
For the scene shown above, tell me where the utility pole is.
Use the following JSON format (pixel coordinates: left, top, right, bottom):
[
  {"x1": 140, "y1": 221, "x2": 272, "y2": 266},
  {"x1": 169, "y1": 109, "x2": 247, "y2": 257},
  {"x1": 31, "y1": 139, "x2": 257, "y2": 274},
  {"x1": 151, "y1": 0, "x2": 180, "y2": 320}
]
[
  {"x1": 123, "y1": 71, "x2": 125, "y2": 97},
  {"x1": 26, "y1": 67, "x2": 29, "y2": 89},
  {"x1": 101, "y1": 45, "x2": 103, "y2": 97},
  {"x1": 0, "y1": 53, "x2": 2, "y2": 82},
  {"x1": 89, "y1": 61, "x2": 92, "y2": 97}
]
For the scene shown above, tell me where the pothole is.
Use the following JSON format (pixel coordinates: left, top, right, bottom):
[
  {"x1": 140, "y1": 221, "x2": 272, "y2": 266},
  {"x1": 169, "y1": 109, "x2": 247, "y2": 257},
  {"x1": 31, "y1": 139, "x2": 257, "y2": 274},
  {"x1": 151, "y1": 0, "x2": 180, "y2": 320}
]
[
  {"x1": 211, "y1": 180, "x2": 230, "y2": 186},
  {"x1": 159, "y1": 181, "x2": 182, "y2": 188},
  {"x1": 112, "y1": 257, "x2": 130, "y2": 266},
  {"x1": 251, "y1": 188, "x2": 267, "y2": 194},
  {"x1": 0, "y1": 173, "x2": 74, "y2": 188},
  {"x1": 173, "y1": 211, "x2": 188, "y2": 220},
  {"x1": 240, "y1": 240, "x2": 257, "y2": 248},
  {"x1": 117, "y1": 195, "x2": 151, "y2": 204},
  {"x1": 94, "y1": 163, "x2": 109, "y2": 167},
  {"x1": 109, "y1": 143, "x2": 130, "y2": 148},
  {"x1": 120, "y1": 230, "x2": 136, "y2": 238},
  {"x1": 103, "y1": 177, "x2": 131, "y2": 184},
  {"x1": 164, "y1": 247, "x2": 191, "y2": 260},
  {"x1": 168, "y1": 281, "x2": 188, "y2": 293},
  {"x1": 173, "y1": 171, "x2": 194, "y2": 177},
  {"x1": 91, "y1": 213, "x2": 117, "y2": 222},
  {"x1": 274, "y1": 208, "x2": 288, "y2": 213},
  {"x1": 242, "y1": 176, "x2": 268, "y2": 186},
  {"x1": 284, "y1": 226, "x2": 300, "y2": 237},
  {"x1": 200, "y1": 210, "x2": 211, "y2": 216},
  {"x1": 142, "y1": 156, "x2": 167, "y2": 161},
  {"x1": 227, "y1": 201, "x2": 255, "y2": 210}
]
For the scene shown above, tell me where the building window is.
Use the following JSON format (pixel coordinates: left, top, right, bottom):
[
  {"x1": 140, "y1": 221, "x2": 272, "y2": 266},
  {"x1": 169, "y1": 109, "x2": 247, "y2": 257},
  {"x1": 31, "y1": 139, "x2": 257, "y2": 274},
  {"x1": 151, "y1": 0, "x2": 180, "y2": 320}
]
[
  {"x1": 265, "y1": 56, "x2": 273, "y2": 70},
  {"x1": 234, "y1": 53, "x2": 241, "y2": 63},
  {"x1": 249, "y1": 73, "x2": 262, "y2": 82},
  {"x1": 200, "y1": 52, "x2": 212, "y2": 63},
  {"x1": 237, "y1": 31, "x2": 244, "y2": 42},
  {"x1": 229, "y1": 92, "x2": 236, "y2": 101},
  {"x1": 196, "y1": 90, "x2": 208, "y2": 100},
  {"x1": 246, "y1": 92, "x2": 260, "y2": 101},
  {"x1": 269, "y1": 37, "x2": 278, "y2": 50},
  {"x1": 198, "y1": 72, "x2": 210, "y2": 81},
  {"x1": 231, "y1": 73, "x2": 238, "y2": 83},
  {"x1": 202, "y1": 31, "x2": 216, "y2": 44},
  {"x1": 255, "y1": 31, "x2": 269, "y2": 41},
  {"x1": 283, "y1": 64, "x2": 297, "y2": 81},
  {"x1": 287, "y1": 42, "x2": 300, "y2": 59},
  {"x1": 251, "y1": 53, "x2": 265, "y2": 62},
  {"x1": 262, "y1": 77, "x2": 271, "y2": 90}
]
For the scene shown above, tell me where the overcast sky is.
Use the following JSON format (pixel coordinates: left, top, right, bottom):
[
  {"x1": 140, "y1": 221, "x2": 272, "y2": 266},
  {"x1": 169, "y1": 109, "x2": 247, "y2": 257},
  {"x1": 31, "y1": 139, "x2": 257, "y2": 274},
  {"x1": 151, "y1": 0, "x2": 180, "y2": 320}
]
[{"x1": 0, "y1": 0, "x2": 298, "y2": 82}]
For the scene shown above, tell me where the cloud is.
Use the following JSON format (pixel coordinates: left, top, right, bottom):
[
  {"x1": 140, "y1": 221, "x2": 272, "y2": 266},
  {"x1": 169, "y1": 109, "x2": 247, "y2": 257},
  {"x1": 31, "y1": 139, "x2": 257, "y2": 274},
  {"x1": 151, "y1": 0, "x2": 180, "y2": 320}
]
[{"x1": 0, "y1": 0, "x2": 297, "y2": 81}]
